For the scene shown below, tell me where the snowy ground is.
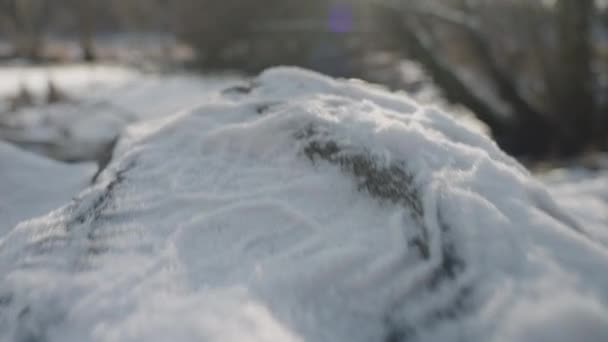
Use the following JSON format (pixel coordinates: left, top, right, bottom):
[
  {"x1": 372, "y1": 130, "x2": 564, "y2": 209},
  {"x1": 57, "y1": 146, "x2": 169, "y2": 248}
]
[
  {"x1": 0, "y1": 141, "x2": 95, "y2": 235},
  {"x1": 0, "y1": 64, "x2": 240, "y2": 162},
  {"x1": 0, "y1": 64, "x2": 137, "y2": 101},
  {"x1": 542, "y1": 159, "x2": 608, "y2": 246},
  {"x1": 0, "y1": 66, "x2": 607, "y2": 342}
]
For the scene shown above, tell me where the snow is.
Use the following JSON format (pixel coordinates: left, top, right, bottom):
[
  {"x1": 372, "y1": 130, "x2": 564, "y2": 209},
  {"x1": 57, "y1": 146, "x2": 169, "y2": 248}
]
[
  {"x1": 0, "y1": 64, "x2": 137, "y2": 101},
  {"x1": 0, "y1": 141, "x2": 96, "y2": 236},
  {"x1": 542, "y1": 160, "x2": 608, "y2": 247},
  {"x1": 1, "y1": 64, "x2": 240, "y2": 162},
  {"x1": 0, "y1": 67, "x2": 607, "y2": 341}
]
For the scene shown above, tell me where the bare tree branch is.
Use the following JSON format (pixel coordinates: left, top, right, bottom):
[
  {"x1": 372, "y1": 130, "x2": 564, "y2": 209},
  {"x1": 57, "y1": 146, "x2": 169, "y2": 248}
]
[
  {"x1": 401, "y1": 1, "x2": 553, "y2": 131},
  {"x1": 373, "y1": 5, "x2": 509, "y2": 136}
]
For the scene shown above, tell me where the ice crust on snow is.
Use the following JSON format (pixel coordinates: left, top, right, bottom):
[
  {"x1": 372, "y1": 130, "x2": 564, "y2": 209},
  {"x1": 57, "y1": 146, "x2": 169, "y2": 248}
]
[{"x1": 0, "y1": 67, "x2": 607, "y2": 342}]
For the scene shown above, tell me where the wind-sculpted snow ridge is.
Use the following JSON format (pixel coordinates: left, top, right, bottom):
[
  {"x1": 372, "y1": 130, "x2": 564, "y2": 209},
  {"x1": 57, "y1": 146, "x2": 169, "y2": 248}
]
[{"x1": 1, "y1": 67, "x2": 607, "y2": 342}]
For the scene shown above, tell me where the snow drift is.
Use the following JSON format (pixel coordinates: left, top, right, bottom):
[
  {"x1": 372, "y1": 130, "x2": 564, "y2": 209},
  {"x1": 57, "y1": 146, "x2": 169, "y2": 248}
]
[
  {"x1": 1, "y1": 67, "x2": 607, "y2": 342},
  {"x1": 0, "y1": 141, "x2": 95, "y2": 235}
]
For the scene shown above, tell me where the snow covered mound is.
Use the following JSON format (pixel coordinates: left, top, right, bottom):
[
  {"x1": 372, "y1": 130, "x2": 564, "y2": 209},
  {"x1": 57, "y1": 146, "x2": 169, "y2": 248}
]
[{"x1": 1, "y1": 67, "x2": 607, "y2": 342}]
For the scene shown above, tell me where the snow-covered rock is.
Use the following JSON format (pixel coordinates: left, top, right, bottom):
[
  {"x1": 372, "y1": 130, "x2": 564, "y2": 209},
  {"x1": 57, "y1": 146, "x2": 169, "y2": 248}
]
[{"x1": 0, "y1": 67, "x2": 607, "y2": 342}]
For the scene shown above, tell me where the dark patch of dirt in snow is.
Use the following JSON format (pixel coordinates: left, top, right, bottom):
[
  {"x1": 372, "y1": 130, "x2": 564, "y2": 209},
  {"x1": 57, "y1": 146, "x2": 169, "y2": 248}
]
[{"x1": 296, "y1": 124, "x2": 474, "y2": 341}]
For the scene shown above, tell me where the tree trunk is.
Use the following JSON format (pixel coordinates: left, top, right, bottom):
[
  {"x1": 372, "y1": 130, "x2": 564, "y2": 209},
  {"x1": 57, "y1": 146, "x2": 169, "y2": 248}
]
[
  {"x1": 3, "y1": 0, "x2": 46, "y2": 61},
  {"x1": 77, "y1": 0, "x2": 97, "y2": 62},
  {"x1": 552, "y1": 0, "x2": 595, "y2": 153}
]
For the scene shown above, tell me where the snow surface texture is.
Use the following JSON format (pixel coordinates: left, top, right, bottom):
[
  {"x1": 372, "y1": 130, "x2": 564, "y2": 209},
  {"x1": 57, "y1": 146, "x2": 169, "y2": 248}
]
[{"x1": 1, "y1": 67, "x2": 607, "y2": 342}]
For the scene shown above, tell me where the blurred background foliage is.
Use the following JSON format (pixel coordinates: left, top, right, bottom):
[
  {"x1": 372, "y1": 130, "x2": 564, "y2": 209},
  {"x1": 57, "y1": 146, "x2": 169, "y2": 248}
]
[{"x1": 1, "y1": 0, "x2": 607, "y2": 159}]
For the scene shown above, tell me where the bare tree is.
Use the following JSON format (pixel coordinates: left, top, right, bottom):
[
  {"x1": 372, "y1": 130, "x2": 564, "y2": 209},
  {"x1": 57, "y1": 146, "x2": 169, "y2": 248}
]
[
  {"x1": 371, "y1": 0, "x2": 605, "y2": 158},
  {"x1": 75, "y1": 0, "x2": 96, "y2": 61},
  {"x1": 173, "y1": 0, "x2": 352, "y2": 73},
  {"x1": 0, "y1": 0, "x2": 51, "y2": 60}
]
